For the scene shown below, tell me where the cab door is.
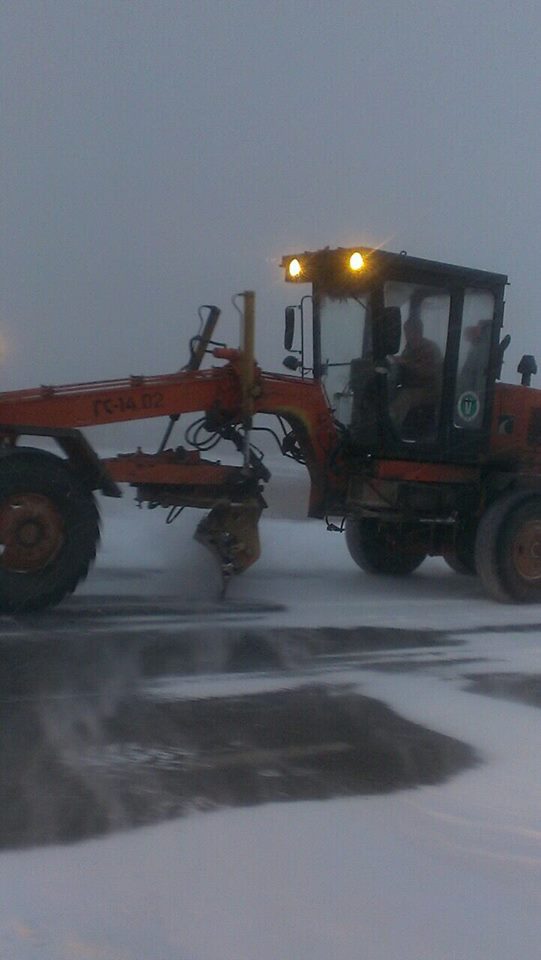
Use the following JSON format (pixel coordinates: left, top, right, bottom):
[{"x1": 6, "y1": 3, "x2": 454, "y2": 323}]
[
  {"x1": 382, "y1": 280, "x2": 451, "y2": 449},
  {"x1": 447, "y1": 286, "x2": 501, "y2": 461},
  {"x1": 381, "y1": 280, "x2": 501, "y2": 463}
]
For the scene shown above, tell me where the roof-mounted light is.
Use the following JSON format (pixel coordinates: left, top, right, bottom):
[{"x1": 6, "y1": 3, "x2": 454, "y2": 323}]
[
  {"x1": 349, "y1": 251, "x2": 364, "y2": 271},
  {"x1": 288, "y1": 257, "x2": 302, "y2": 279},
  {"x1": 282, "y1": 247, "x2": 370, "y2": 285}
]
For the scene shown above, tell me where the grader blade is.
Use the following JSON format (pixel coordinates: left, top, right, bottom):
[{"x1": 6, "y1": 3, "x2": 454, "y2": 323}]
[{"x1": 194, "y1": 497, "x2": 264, "y2": 594}]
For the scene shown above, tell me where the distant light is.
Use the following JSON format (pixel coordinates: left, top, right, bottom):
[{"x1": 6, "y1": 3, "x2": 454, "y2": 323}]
[
  {"x1": 349, "y1": 251, "x2": 364, "y2": 271},
  {"x1": 288, "y1": 258, "x2": 301, "y2": 278}
]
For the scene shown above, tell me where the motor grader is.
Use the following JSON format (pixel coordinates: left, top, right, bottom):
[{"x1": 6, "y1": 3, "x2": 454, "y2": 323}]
[{"x1": 0, "y1": 245, "x2": 540, "y2": 612}]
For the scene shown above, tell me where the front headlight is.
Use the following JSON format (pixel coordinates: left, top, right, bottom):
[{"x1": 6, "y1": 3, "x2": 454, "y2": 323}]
[
  {"x1": 348, "y1": 251, "x2": 364, "y2": 271},
  {"x1": 288, "y1": 257, "x2": 302, "y2": 279}
]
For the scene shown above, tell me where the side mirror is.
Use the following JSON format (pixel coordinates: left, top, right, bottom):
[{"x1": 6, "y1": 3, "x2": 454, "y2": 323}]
[
  {"x1": 375, "y1": 306, "x2": 402, "y2": 360},
  {"x1": 284, "y1": 306, "x2": 296, "y2": 351}
]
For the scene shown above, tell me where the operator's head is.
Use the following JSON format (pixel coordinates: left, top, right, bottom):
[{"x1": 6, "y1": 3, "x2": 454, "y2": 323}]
[
  {"x1": 404, "y1": 314, "x2": 423, "y2": 344},
  {"x1": 465, "y1": 319, "x2": 491, "y2": 344}
]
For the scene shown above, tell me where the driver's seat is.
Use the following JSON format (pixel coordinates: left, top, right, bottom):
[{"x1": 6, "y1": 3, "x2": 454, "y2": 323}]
[{"x1": 400, "y1": 402, "x2": 437, "y2": 440}]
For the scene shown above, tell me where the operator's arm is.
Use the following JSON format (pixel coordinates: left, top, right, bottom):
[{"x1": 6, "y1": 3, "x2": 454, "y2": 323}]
[{"x1": 398, "y1": 340, "x2": 442, "y2": 386}]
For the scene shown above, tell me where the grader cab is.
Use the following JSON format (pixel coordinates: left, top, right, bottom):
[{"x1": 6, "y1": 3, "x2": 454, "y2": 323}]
[{"x1": 0, "y1": 245, "x2": 539, "y2": 612}]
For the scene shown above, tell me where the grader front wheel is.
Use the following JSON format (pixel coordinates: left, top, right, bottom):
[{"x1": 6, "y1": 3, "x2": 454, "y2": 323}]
[
  {"x1": 0, "y1": 493, "x2": 65, "y2": 572},
  {"x1": 0, "y1": 450, "x2": 100, "y2": 612}
]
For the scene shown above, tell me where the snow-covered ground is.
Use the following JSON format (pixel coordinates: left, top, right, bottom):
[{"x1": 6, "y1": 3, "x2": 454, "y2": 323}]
[{"x1": 3, "y1": 457, "x2": 541, "y2": 959}]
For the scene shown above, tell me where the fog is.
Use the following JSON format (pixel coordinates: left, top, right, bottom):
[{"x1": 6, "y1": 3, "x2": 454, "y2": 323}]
[{"x1": 2, "y1": 0, "x2": 540, "y2": 419}]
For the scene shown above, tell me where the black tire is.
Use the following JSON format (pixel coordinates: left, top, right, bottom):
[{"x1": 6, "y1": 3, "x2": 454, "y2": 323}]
[
  {"x1": 0, "y1": 449, "x2": 100, "y2": 613},
  {"x1": 345, "y1": 517, "x2": 427, "y2": 575},
  {"x1": 442, "y1": 525, "x2": 477, "y2": 576},
  {"x1": 475, "y1": 491, "x2": 541, "y2": 602}
]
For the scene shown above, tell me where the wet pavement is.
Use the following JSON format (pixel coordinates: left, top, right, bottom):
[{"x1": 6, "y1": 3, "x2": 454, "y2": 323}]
[
  {"x1": 0, "y1": 599, "x2": 466, "y2": 850},
  {"x1": 2, "y1": 574, "x2": 541, "y2": 851},
  {"x1": 464, "y1": 672, "x2": 541, "y2": 706}
]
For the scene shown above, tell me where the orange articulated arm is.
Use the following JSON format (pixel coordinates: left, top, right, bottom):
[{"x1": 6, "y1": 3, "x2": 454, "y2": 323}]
[
  {"x1": 0, "y1": 365, "x2": 241, "y2": 431},
  {"x1": 255, "y1": 372, "x2": 339, "y2": 462},
  {"x1": 254, "y1": 371, "x2": 346, "y2": 515}
]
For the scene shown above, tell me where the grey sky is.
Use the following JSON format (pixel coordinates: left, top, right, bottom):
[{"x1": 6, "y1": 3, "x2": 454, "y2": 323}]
[{"x1": 2, "y1": 0, "x2": 541, "y2": 399}]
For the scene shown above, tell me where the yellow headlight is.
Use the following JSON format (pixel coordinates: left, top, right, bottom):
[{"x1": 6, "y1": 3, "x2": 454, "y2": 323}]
[
  {"x1": 349, "y1": 251, "x2": 364, "y2": 271},
  {"x1": 288, "y1": 258, "x2": 302, "y2": 278}
]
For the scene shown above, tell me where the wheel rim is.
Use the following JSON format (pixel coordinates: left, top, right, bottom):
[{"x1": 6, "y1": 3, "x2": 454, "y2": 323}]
[
  {"x1": 512, "y1": 519, "x2": 541, "y2": 582},
  {"x1": 0, "y1": 494, "x2": 64, "y2": 572}
]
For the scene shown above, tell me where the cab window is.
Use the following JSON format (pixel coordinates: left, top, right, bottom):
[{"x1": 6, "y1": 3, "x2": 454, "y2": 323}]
[
  {"x1": 454, "y1": 289, "x2": 495, "y2": 429},
  {"x1": 383, "y1": 282, "x2": 450, "y2": 440}
]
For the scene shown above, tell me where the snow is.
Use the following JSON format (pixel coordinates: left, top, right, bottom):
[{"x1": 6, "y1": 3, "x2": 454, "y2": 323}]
[
  {"x1": 3, "y1": 722, "x2": 541, "y2": 960},
  {"x1": 4, "y1": 459, "x2": 541, "y2": 959}
]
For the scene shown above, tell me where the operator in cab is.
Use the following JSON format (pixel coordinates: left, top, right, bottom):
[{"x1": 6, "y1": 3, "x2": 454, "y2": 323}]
[{"x1": 388, "y1": 314, "x2": 443, "y2": 435}]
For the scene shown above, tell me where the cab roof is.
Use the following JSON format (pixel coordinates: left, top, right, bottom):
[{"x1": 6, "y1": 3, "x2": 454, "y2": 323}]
[{"x1": 281, "y1": 246, "x2": 508, "y2": 289}]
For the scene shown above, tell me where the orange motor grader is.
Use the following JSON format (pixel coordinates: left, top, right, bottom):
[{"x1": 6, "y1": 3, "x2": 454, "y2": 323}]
[{"x1": 0, "y1": 245, "x2": 540, "y2": 612}]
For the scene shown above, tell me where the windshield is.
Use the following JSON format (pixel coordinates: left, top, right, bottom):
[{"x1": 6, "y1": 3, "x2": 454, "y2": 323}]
[{"x1": 319, "y1": 294, "x2": 370, "y2": 424}]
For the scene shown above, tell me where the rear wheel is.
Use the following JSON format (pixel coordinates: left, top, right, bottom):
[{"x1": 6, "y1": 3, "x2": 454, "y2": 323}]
[
  {"x1": 442, "y1": 525, "x2": 477, "y2": 575},
  {"x1": 0, "y1": 450, "x2": 100, "y2": 612},
  {"x1": 475, "y1": 491, "x2": 541, "y2": 602},
  {"x1": 345, "y1": 517, "x2": 427, "y2": 575}
]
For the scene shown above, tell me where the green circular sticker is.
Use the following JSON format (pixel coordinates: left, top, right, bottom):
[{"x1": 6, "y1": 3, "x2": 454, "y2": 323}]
[{"x1": 457, "y1": 391, "x2": 480, "y2": 422}]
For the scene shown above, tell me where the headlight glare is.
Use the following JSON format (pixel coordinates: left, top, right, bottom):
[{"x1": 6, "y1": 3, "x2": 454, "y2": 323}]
[{"x1": 288, "y1": 258, "x2": 302, "y2": 278}]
